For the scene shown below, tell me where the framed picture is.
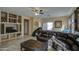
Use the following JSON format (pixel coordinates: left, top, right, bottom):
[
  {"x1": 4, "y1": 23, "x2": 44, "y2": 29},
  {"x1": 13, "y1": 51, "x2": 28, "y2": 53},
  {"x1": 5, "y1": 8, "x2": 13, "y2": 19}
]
[{"x1": 55, "y1": 21, "x2": 62, "y2": 28}]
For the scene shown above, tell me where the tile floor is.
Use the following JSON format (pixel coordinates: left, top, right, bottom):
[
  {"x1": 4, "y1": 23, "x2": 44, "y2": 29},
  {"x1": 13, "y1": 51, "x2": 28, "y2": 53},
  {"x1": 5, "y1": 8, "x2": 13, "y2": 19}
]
[{"x1": 0, "y1": 36, "x2": 55, "y2": 51}]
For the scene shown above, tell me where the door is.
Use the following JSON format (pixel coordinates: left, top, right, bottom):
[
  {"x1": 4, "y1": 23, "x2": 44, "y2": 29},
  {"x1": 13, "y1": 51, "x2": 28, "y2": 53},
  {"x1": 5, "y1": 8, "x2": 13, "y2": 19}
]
[{"x1": 24, "y1": 19, "x2": 29, "y2": 35}]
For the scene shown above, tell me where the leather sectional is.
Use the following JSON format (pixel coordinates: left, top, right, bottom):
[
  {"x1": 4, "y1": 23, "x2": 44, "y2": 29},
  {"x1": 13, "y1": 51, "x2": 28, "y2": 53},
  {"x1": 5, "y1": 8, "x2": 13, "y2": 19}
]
[{"x1": 36, "y1": 30, "x2": 79, "y2": 51}]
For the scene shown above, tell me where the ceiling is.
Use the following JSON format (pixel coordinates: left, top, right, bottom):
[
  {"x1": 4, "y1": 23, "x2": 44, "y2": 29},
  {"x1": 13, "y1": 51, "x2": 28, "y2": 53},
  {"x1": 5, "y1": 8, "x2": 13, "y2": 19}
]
[{"x1": 0, "y1": 7, "x2": 76, "y2": 18}]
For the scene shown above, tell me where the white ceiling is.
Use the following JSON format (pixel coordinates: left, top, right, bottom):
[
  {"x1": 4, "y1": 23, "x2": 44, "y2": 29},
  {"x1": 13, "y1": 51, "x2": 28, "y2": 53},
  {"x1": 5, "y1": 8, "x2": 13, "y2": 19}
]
[{"x1": 0, "y1": 7, "x2": 75, "y2": 18}]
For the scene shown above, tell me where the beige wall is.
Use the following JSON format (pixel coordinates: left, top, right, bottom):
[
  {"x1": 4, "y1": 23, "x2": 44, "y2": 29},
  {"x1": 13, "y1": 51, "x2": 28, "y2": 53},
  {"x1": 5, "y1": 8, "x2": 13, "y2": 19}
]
[
  {"x1": 32, "y1": 19, "x2": 42, "y2": 32},
  {"x1": 41, "y1": 16, "x2": 69, "y2": 31}
]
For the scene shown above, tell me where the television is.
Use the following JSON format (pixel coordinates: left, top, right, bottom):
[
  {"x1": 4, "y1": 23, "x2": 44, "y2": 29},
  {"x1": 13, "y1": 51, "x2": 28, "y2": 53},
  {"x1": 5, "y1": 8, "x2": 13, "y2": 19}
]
[{"x1": 6, "y1": 27, "x2": 17, "y2": 33}]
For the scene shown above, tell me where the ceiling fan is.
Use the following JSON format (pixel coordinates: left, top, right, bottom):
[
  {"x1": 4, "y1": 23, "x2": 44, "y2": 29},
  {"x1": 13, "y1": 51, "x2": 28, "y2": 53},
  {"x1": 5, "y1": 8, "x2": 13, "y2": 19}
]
[{"x1": 31, "y1": 7, "x2": 44, "y2": 15}]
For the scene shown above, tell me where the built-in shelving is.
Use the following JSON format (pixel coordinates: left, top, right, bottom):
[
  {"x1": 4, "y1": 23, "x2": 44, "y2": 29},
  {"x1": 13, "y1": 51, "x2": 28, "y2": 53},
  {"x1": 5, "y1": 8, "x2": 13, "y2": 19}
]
[{"x1": 0, "y1": 11, "x2": 22, "y2": 42}]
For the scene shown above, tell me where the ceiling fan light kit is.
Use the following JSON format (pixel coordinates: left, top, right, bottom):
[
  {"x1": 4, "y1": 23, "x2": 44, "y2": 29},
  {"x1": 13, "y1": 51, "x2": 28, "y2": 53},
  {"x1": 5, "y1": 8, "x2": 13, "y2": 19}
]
[{"x1": 31, "y1": 7, "x2": 44, "y2": 15}]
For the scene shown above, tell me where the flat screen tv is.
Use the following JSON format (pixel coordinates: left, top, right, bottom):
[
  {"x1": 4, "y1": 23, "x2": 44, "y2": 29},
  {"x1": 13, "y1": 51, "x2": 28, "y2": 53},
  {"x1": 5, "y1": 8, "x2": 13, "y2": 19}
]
[{"x1": 6, "y1": 27, "x2": 17, "y2": 33}]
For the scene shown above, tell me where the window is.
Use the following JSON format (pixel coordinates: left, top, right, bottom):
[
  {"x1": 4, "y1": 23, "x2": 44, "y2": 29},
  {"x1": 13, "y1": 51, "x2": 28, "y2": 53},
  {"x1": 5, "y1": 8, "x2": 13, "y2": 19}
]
[
  {"x1": 42, "y1": 22, "x2": 53, "y2": 30},
  {"x1": 47, "y1": 22, "x2": 53, "y2": 30}
]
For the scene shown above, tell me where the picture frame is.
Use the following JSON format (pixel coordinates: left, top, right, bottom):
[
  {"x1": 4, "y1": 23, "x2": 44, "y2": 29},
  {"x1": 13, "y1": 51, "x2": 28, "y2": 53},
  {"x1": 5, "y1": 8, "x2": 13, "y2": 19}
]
[{"x1": 55, "y1": 21, "x2": 62, "y2": 28}]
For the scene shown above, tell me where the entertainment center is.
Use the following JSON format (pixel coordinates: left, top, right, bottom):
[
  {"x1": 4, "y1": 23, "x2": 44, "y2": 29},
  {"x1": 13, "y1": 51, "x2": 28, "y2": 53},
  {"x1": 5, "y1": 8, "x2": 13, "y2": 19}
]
[{"x1": 0, "y1": 11, "x2": 22, "y2": 42}]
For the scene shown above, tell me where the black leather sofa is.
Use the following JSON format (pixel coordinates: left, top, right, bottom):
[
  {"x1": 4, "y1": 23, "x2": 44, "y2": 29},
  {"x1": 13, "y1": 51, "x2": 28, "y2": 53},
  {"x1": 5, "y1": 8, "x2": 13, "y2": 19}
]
[{"x1": 36, "y1": 30, "x2": 79, "y2": 51}]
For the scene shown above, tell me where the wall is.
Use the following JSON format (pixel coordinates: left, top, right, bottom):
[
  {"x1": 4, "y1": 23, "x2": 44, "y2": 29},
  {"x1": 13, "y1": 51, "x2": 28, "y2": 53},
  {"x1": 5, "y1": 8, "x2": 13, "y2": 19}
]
[
  {"x1": 41, "y1": 16, "x2": 69, "y2": 31},
  {"x1": 32, "y1": 19, "x2": 42, "y2": 32}
]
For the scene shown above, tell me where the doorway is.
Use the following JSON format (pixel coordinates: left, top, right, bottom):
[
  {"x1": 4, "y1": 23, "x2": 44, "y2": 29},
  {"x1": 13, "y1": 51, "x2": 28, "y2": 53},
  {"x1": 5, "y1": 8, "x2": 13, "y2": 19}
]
[{"x1": 24, "y1": 19, "x2": 29, "y2": 35}]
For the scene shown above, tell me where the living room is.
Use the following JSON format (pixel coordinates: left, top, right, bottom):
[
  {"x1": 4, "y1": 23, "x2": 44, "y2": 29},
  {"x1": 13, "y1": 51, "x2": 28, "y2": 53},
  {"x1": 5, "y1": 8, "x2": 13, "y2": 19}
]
[{"x1": 0, "y1": 7, "x2": 79, "y2": 51}]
